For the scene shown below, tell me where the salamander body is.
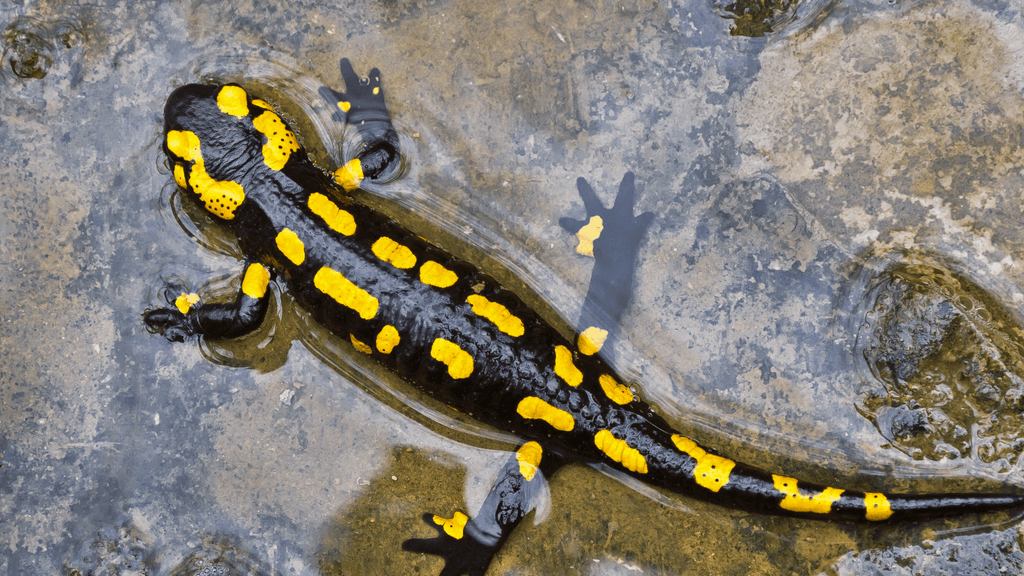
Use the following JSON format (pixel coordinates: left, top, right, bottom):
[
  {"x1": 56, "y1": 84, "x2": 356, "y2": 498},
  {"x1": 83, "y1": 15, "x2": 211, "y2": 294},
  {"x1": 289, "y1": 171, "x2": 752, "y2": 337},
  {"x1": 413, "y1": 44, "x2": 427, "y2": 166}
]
[{"x1": 144, "y1": 59, "x2": 1024, "y2": 575}]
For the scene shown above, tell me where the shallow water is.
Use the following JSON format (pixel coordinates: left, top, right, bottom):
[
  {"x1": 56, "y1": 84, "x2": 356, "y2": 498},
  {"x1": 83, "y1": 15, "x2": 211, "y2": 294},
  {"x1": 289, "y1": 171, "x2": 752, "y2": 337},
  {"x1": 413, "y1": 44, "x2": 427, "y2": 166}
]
[{"x1": 3, "y1": 0, "x2": 1024, "y2": 574}]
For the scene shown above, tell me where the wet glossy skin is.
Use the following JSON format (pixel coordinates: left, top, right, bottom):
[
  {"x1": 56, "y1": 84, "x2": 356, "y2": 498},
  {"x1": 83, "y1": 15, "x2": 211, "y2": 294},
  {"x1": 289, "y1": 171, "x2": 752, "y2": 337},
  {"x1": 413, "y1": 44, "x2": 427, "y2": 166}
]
[{"x1": 143, "y1": 61, "x2": 1024, "y2": 576}]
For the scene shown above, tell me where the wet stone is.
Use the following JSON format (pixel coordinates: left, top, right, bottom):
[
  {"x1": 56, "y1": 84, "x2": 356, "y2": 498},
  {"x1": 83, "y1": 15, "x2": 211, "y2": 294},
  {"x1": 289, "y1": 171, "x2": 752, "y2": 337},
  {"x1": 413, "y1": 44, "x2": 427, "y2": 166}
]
[
  {"x1": 853, "y1": 257, "x2": 1024, "y2": 469},
  {"x1": 63, "y1": 525, "x2": 151, "y2": 576}
]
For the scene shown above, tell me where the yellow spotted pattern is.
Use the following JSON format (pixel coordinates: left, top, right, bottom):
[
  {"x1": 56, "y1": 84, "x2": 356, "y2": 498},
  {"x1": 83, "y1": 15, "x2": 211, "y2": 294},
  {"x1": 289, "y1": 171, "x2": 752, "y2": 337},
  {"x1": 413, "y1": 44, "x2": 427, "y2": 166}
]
[
  {"x1": 671, "y1": 435, "x2": 735, "y2": 492},
  {"x1": 275, "y1": 228, "x2": 305, "y2": 265},
  {"x1": 313, "y1": 267, "x2": 378, "y2": 320},
  {"x1": 864, "y1": 492, "x2": 893, "y2": 521},
  {"x1": 517, "y1": 396, "x2": 575, "y2": 431},
  {"x1": 773, "y1": 475, "x2": 844, "y2": 514},
  {"x1": 599, "y1": 374, "x2": 633, "y2": 405},
  {"x1": 575, "y1": 215, "x2": 604, "y2": 257},
  {"x1": 252, "y1": 111, "x2": 299, "y2": 170},
  {"x1": 166, "y1": 130, "x2": 245, "y2": 220},
  {"x1": 578, "y1": 326, "x2": 608, "y2": 356},
  {"x1": 420, "y1": 261, "x2": 458, "y2": 288},
  {"x1": 350, "y1": 335, "x2": 373, "y2": 355},
  {"x1": 216, "y1": 85, "x2": 249, "y2": 117},
  {"x1": 553, "y1": 345, "x2": 582, "y2": 387},
  {"x1": 308, "y1": 193, "x2": 356, "y2": 236},
  {"x1": 241, "y1": 263, "x2": 270, "y2": 299},
  {"x1": 174, "y1": 293, "x2": 200, "y2": 314},
  {"x1": 252, "y1": 99, "x2": 272, "y2": 110},
  {"x1": 372, "y1": 237, "x2": 417, "y2": 269},
  {"x1": 594, "y1": 430, "x2": 648, "y2": 474},
  {"x1": 376, "y1": 325, "x2": 400, "y2": 354},
  {"x1": 432, "y1": 511, "x2": 468, "y2": 540},
  {"x1": 430, "y1": 338, "x2": 474, "y2": 379},
  {"x1": 466, "y1": 294, "x2": 524, "y2": 337},
  {"x1": 335, "y1": 158, "x2": 364, "y2": 191},
  {"x1": 516, "y1": 442, "x2": 543, "y2": 481}
]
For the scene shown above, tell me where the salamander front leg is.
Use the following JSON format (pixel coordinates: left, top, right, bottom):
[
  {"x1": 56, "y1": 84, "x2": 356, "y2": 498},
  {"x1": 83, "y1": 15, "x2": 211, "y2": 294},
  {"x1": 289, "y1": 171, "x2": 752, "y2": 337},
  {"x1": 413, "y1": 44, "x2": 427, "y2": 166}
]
[
  {"x1": 143, "y1": 262, "x2": 272, "y2": 342},
  {"x1": 560, "y1": 172, "x2": 653, "y2": 359},
  {"x1": 403, "y1": 442, "x2": 565, "y2": 576},
  {"x1": 319, "y1": 58, "x2": 400, "y2": 190}
]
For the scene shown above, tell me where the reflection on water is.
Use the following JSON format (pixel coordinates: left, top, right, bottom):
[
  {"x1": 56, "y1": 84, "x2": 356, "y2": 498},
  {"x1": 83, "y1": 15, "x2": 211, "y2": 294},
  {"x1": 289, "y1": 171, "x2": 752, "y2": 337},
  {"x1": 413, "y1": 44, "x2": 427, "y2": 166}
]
[
  {"x1": 851, "y1": 253, "x2": 1024, "y2": 470},
  {"x1": 711, "y1": 0, "x2": 801, "y2": 37},
  {"x1": 1, "y1": 16, "x2": 85, "y2": 80}
]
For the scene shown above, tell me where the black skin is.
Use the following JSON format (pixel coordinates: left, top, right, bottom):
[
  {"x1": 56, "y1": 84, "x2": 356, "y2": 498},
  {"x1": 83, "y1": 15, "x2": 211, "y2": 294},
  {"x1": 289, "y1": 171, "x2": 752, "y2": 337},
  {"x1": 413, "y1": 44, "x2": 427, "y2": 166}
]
[{"x1": 145, "y1": 59, "x2": 1024, "y2": 576}]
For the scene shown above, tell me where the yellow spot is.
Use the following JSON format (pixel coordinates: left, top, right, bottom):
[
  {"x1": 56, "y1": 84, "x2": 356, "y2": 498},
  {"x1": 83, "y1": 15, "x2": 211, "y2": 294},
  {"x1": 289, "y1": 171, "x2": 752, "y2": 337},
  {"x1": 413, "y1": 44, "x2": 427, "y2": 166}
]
[
  {"x1": 432, "y1": 511, "x2": 468, "y2": 540},
  {"x1": 216, "y1": 85, "x2": 249, "y2": 117},
  {"x1": 420, "y1": 261, "x2": 458, "y2": 288},
  {"x1": 252, "y1": 99, "x2": 272, "y2": 109},
  {"x1": 430, "y1": 338, "x2": 474, "y2": 379},
  {"x1": 252, "y1": 111, "x2": 299, "y2": 170},
  {"x1": 166, "y1": 130, "x2": 245, "y2": 219},
  {"x1": 671, "y1": 435, "x2": 735, "y2": 492},
  {"x1": 376, "y1": 325, "x2": 400, "y2": 354},
  {"x1": 313, "y1": 267, "x2": 379, "y2": 320},
  {"x1": 166, "y1": 130, "x2": 201, "y2": 162},
  {"x1": 575, "y1": 215, "x2": 604, "y2": 257},
  {"x1": 373, "y1": 86, "x2": 380, "y2": 95},
  {"x1": 773, "y1": 475, "x2": 845, "y2": 515},
  {"x1": 553, "y1": 345, "x2": 582, "y2": 387},
  {"x1": 337, "y1": 101, "x2": 351, "y2": 113},
  {"x1": 241, "y1": 263, "x2": 270, "y2": 299},
  {"x1": 516, "y1": 396, "x2": 574, "y2": 432},
  {"x1": 308, "y1": 193, "x2": 356, "y2": 236},
  {"x1": 372, "y1": 237, "x2": 417, "y2": 269},
  {"x1": 334, "y1": 158, "x2": 364, "y2": 191},
  {"x1": 350, "y1": 335, "x2": 372, "y2": 355},
  {"x1": 599, "y1": 374, "x2": 633, "y2": 404},
  {"x1": 174, "y1": 293, "x2": 200, "y2": 314},
  {"x1": 187, "y1": 162, "x2": 246, "y2": 219},
  {"x1": 466, "y1": 294, "x2": 524, "y2": 337},
  {"x1": 173, "y1": 163, "x2": 186, "y2": 188},
  {"x1": 516, "y1": 442, "x2": 543, "y2": 481},
  {"x1": 594, "y1": 430, "x2": 648, "y2": 474},
  {"x1": 864, "y1": 493, "x2": 893, "y2": 521},
  {"x1": 275, "y1": 228, "x2": 305, "y2": 265},
  {"x1": 578, "y1": 326, "x2": 608, "y2": 356}
]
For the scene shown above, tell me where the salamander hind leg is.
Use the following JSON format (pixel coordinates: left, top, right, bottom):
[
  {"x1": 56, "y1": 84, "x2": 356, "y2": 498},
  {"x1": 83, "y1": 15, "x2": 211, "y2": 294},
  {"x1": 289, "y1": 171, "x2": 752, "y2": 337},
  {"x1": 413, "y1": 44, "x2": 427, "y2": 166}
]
[
  {"x1": 143, "y1": 262, "x2": 272, "y2": 342},
  {"x1": 403, "y1": 443, "x2": 565, "y2": 576},
  {"x1": 318, "y1": 58, "x2": 400, "y2": 190},
  {"x1": 560, "y1": 172, "x2": 654, "y2": 359}
]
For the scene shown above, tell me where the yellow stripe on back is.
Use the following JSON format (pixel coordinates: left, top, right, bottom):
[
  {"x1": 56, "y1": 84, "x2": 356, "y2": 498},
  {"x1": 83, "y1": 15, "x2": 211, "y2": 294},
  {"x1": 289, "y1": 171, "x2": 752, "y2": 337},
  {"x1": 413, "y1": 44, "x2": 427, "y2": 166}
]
[
  {"x1": 773, "y1": 475, "x2": 845, "y2": 514},
  {"x1": 275, "y1": 228, "x2": 305, "y2": 265},
  {"x1": 308, "y1": 193, "x2": 356, "y2": 236},
  {"x1": 430, "y1": 338, "x2": 474, "y2": 379},
  {"x1": 516, "y1": 396, "x2": 574, "y2": 431},
  {"x1": 864, "y1": 493, "x2": 893, "y2": 521},
  {"x1": 553, "y1": 345, "x2": 582, "y2": 387},
  {"x1": 420, "y1": 261, "x2": 458, "y2": 288},
  {"x1": 599, "y1": 374, "x2": 633, "y2": 404},
  {"x1": 313, "y1": 267, "x2": 378, "y2": 320},
  {"x1": 594, "y1": 430, "x2": 647, "y2": 474},
  {"x1": 671, "y1": 435, "x2": 735, "y2": 492},
  {"x1": 466, "y1": 294, "x2": 524, "y2": 337},
  {"x1": 373, "y1": 237, "x2": 417, "y2": 269}
]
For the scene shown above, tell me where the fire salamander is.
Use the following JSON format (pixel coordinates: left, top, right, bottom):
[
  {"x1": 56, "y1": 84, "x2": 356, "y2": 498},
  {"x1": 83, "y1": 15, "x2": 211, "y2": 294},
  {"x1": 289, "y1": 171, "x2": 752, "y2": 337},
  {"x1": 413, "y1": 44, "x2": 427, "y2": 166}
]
[{"x1": 144, "y1": 58, "x2": 1024, "y2": 575}]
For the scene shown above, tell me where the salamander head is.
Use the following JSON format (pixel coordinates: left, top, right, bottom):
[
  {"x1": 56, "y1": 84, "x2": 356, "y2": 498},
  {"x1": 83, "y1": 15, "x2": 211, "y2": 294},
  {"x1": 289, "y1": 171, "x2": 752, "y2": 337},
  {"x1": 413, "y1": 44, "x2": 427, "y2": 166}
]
[{"x1": 162, "y1": 83, "x2": 260, "y2": 220}]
